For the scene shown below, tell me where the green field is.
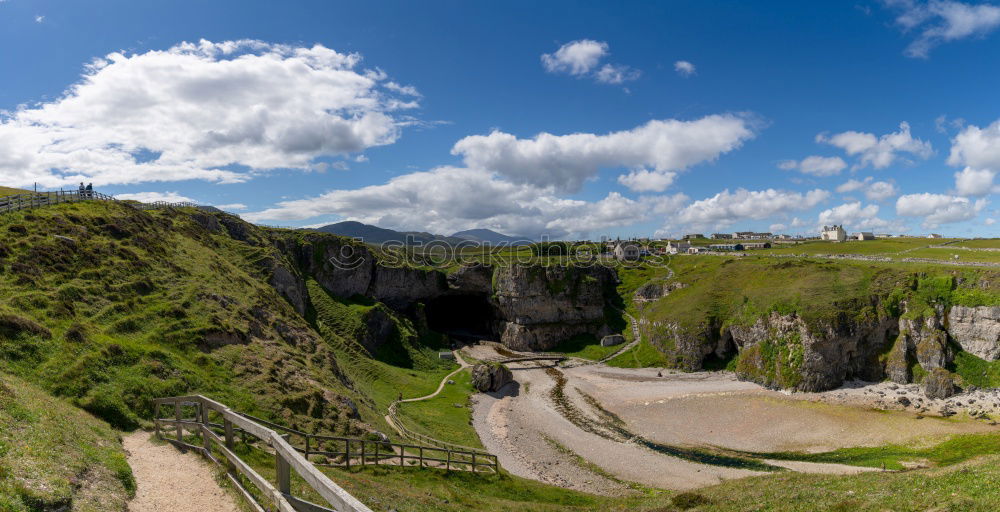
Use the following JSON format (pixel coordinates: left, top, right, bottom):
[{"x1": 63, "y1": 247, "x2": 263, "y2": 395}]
[
  {"x1": 0, "y1": 187, "x2": 29, "y2": 198},
  {"x1": 394, "y1": 368, "x2": 485, "y2": 449}
]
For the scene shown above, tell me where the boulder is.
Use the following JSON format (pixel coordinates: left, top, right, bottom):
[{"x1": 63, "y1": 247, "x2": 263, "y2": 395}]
[
  {"x1": 947, "y1": 306, "x2": 1000, "y2": 361},
  {"x1": 600, "y1": 334, "x2": 625, "y2": 347},
  {"x1": 923, "y1": 368, "x2": 957, "y2": 400},
  {"x1": 471, "y1": 363, "x2": 513, "y2": 392}
]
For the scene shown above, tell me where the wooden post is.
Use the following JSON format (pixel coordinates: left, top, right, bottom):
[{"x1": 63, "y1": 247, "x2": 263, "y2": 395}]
[
  {"x1": 276, "y1": 449, "x2": 291, "y2": 495},
  {"x1": 304, "y1": 435, "x2": 310, "y2": 461},
  {"x1": 419, "y1": 446, "x2": 424, "y2": 468},
  {"x1": 345, "y1": 440, "x2": 351, "y2": 469},
  {"x1": 174, "y1": 401, "x2": 183, "y2": 443},
  {"x1": 360, "y1": 440, "x2": 366, "y2": 466},
  {"x1": 374, "y1": 441, "x2": 379, "y2": 466},
  {"x1": 154, "y1": 402, "x2": 161, "y2": 439},
  {"x1": 200, "y1": 400, "x2": 211, "y2": 455},
  {"x1": 399, "y1": 445, "x2": 404, "y2": 466},
  {"x1": 472, "y1": 452, "x2": 477, "y2": 473},
  {"x1": 446, "y1": 450, "x2": 451, "y2": 472}
]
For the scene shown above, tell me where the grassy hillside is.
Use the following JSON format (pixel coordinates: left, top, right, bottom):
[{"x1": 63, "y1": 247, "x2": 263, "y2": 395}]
[
  {"x1": 0, "y1": 200, "x2": 456, "y2": 439},
  {"x1": 0, "y1": 187, "x2": 29, "y2": 198},
  {"x1": 0, "y1": 372, "x2": 134, "y2": 511},
  {"x1": 610, "y1": 255, "x2": 1000, "y2": 380}
]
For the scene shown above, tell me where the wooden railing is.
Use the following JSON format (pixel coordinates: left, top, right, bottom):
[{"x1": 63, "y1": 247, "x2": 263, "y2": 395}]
[
  {"x1": 385, "y1": 401, "x2": 488, "y2": 454},
  {"x1": 238, "y1": 411, "x2": 497, "y2": 474},
  {"x1": 153, "y1": 395, "x2": 373, "y2": 512}
]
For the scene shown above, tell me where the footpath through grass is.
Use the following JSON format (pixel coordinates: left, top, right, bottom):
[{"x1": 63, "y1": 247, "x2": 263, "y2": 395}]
[{"x1": 394, "y1": 368, "x2": 485, "y2": 449}]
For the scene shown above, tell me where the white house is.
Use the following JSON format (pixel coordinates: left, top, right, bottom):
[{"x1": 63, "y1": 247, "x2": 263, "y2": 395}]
[
  {"x1": 614, "y1": 242, "x2": 641, "y2": 261},
  {"x1": 856, "y1": 232, "x2": 875, "y2": 241},
  {"x1": 821, "y1": 225, "x2": 847, "y2": 242},
  {"x1": 665, "y1": 241, "x2": 691, "y2": 254}
]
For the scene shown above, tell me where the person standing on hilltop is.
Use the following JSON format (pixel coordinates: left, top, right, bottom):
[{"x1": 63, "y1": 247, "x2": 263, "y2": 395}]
[{"x1": 85, "y1": 183, "x2": 93, "y2": 198}]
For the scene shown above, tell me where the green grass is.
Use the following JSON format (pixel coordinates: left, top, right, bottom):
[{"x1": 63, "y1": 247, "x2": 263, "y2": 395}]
[
  {"x1": 754, "y1": 432, "x2": 1000, "y2": 471},
  {"x1": 548, "y1": 334, "x2": 621, "y2": 361},
  {"x1": 0, "y1": 372, "x2": 134, "y2": 511},
  {"x1": 394, "y1": 368, "x2": 484, "y2": 449},
  {"x1": 951, "y1": 351, "x2": 1000, "y2": 388},
  {"x1": 904, "y1": 247, "x2": 1000, "y2": 263},
  {"x1": 0, "y1": 187, "x2": 29, "y2": 198},
  {"x1": 952, "y1": 239, "x2": 1000, "y2": 249}
]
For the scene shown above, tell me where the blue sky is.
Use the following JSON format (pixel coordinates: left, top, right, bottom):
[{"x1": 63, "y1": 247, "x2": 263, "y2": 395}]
[{"x1": 1, "y1": 0, "x2": 998, "y2": 238}]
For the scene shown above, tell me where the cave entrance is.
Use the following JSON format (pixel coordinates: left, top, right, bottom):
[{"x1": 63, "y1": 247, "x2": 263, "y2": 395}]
[{"x1": 424, "y1": 294, "x2": 494, "y2": 341}]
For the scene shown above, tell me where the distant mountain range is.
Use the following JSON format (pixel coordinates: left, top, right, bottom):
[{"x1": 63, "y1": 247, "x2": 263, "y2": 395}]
[{"x1": 316, "y1": 221, "x2": 531, "y2": 246}]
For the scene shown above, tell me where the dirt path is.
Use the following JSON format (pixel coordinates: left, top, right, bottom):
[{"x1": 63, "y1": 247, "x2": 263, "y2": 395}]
[{"x1": 124, "y1": 431, "x2": 240, "y2": 512}]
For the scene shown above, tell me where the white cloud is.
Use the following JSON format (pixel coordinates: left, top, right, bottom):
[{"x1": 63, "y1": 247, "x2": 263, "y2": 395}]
[
  {"x1": 594, "y1": 63, "x2": 641, "y2": 84},
  {"x1": 34, "y1": 15, "x2": 44, "y2": 23},
  {"x1": 817, "y1": 122, "x2": 933, "y2": 169},
  {"x1": 769, "y1": 223, "x2": 787, "y2": 232},
  {"x1": 115, "y1": 191, "x2": 197, "y2": 204},
  {"x1": 541, "y1": 39, "x2": 639, "y2": 85},
  {"x1": 0, "y1": 39, "x2": 415, "y2": 188},
  {"x1": 541, "y1": 40, "x2": 608, "y2": 75},
  {"x1": 676, "y1": 188, "x2": 830, "y2": 230},
  {"x1": 817, "y1": 201, "x2": 900, "y2": 231},
  {"x1": 243, "y1": 166, "x2": 688, "y2": 239},
  {"x1": 885, "y1": 0, "x2": 1000, "y2": 58},
  {"x1": 451, "y1": 115, "x2": 756, "y2": 193},
  {"x1": 778, "y1": 155, "x2": 847, "y2": 176},
  {"x1": 674, "y1": 60, "x2": 696, "y2": 76},
  {"x1": 948, "y1": 118, "x2": 1000, "y2": 170},
  {"x1": 867, "y1": 180, "x2": 900, "y2": 201},
  {"x1": 953, "y1": 167, "x2": 998, "y2": 196},
  {"x1": 986, "y1": 217, "x2": 996, "y2": 225},
  {"x1": 617, "y1": 169, "x2": 677, "y2": 192},
  {"x1": 215, "y1": 203, "x2": 248, "y2": 211},
  {"x1": 835, "y1": 177, "x2": 898, "y2": 201},
  {"x1": 896, "y1": 192, "x2": 988, "y2": 227}
]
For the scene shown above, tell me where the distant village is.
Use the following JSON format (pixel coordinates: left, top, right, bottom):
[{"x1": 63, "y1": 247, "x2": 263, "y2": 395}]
[{"x1": 602, "y1": 225, "x2": 944, "y2": 261}]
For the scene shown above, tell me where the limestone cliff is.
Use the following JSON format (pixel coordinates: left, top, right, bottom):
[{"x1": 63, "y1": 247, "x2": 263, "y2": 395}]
[
  {"x1": 948, "y1": 306, "x2": 1000, "y2": 361},
  {"x1": 492, "y1": 264, "x2": 617, "y2": 351}
]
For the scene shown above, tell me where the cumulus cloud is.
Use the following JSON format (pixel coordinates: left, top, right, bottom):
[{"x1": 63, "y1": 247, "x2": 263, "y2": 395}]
[
  {"x1": 541, "y1": 39, "x2": 608, "y2": 75},
  {"x1": 946, "y1": 118, "x2": 1000, "y2": 195},
  {"x1": 0, "y1": 39, "x2": 415, "y2": 188},
  {"x1": 778, "y1": 155, "x2": 847, "y2": 176},
  {"x1": 675, "y1": 188, "x2": 830, "y2": 230},
  {"x1": 452, "y1": 115, "x2": 756, "y2": 193},
  {"x1": 595, "y1": 63, "x2": 641, "y2": 84},
  {"x1": 817, "y1": 122, "x2": 933, "y2": 169},
  {"x1": 674, "y1": 60, "x2": 696, "y2": 76},
  {"x1": 884, "y1": 0, "x2": 1000, "y2": 57},
  {"x1": 817, "y1": 201, "x2": 901, "y2": 231},
  {"x1": 953, "y1": 167, "x2": 998, "y2": 196},
  {"x1": 896, "y1": 192, "x2": 988, "y2": 227},
  {"x1": 244, "y1": 166, "x2": 688, "y2": 239},
  {"x1": 114, "y1": 191, "x2": 197, "y2": 203},
  {"x1": 617, "y1": 169, "x2": 677, "y2": 192},
  {"x1": 541, "y1": 39, "x2": 639, "y2": 84},
  {"x1": 837, "y1": 177, "x2": 901, "y2": 201}
]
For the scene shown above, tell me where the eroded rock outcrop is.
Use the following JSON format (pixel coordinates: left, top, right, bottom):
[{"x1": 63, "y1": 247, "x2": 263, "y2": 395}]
[
  {"x1": 923, "y1": 367, "x2": 957, "y2": 399},
  {"x1": 492, "y1": 264, "x2": 616, "y2": 351},
  {"x1": 471, "y1": 363, "x2": 513, "y2": 392},
  {"x1": 948, "y1": 306, "x2": 1000, "y2": 361}
]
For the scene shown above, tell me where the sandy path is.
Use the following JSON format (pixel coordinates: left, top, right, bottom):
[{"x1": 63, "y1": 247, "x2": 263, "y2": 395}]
[{"x1": 124, "y1": 431, "x2": 240, "y2": 512}]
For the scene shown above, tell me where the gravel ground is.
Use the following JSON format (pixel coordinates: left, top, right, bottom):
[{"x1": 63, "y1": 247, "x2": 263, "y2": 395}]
[
  {"x1": 466, "y1": 344, "x2": 999, "y2": 494},
  {"x1": 124, "y1": 431, "x2": 240, "y2": 512}
]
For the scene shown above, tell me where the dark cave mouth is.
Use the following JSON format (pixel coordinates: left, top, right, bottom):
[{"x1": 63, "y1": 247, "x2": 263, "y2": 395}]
[{"x1": 424, "y1": 294, "x2": 495, "y2": 340}]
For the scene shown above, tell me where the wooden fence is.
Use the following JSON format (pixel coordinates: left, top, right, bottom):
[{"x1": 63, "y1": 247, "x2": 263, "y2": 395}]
[
  {"x1": 0, "y1": 189, "x2": 195, "y2": 214},
  {"x1": 154, "y1": 395, "x2": 373, "y2": 512},
  {"x1": 153, "y1": 395, "x2": 498, "y2": 512}
]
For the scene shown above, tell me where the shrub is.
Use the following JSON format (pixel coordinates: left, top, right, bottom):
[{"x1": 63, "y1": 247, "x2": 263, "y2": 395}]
[
  {"x1": 0, "y1": 313, "x2": 51, "y2": 340},
  {"x1": 672, "y1": 491, "x2": 711, "y2": 509}
]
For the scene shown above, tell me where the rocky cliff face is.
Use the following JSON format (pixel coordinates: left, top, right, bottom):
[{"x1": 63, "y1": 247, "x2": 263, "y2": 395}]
[
  {"x1": 644, "y1": 297, "x2": 982, "y2": 393},
  {"x1": 492, "y1": 264, "x2": 617, "y2": 351},
  {"x1": 266, "y1": 232, "x2": 617, "y2": 351},
  {"x1": 948, "y1": 306, "x2": 1000, "y2": 361}
]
